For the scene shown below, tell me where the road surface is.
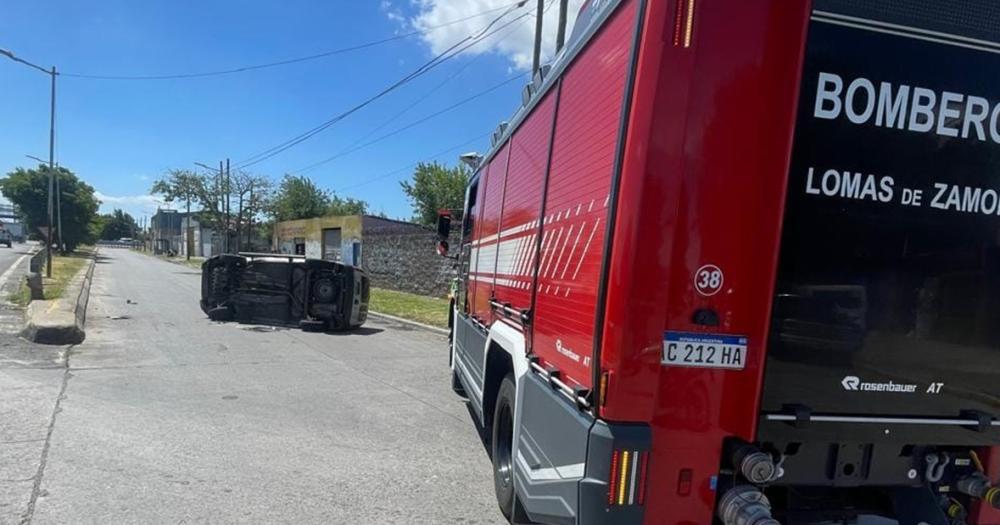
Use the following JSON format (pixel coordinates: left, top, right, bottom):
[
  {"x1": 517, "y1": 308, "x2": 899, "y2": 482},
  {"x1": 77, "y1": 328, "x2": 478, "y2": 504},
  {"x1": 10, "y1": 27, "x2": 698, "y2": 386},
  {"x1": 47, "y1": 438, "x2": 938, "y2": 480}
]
[
  {"x1": 0, "y1": 249, "x2": 502, "y2": 524},
  {"x1": 0, "y1": 242, "x2": 35, "y2": 337}
]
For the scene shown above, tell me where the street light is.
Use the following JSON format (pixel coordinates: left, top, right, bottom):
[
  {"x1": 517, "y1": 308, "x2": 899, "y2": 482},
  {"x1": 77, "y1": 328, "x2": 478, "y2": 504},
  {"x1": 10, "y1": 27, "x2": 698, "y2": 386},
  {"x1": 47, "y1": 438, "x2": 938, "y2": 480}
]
[
  {"x1": 4, "y1": 48, "x2": 57, "y2": 277},
  {"x1": 25, "y1": 155, "x2": 63, "y2": 254}
]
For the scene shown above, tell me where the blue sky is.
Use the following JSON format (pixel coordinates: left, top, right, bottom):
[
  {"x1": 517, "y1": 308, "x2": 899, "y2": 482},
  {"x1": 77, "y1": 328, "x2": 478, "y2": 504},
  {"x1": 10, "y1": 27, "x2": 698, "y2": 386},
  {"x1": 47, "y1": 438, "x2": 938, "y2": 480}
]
[{"x1": 0, "y1": 0, "x2": 581, "y2": 221}]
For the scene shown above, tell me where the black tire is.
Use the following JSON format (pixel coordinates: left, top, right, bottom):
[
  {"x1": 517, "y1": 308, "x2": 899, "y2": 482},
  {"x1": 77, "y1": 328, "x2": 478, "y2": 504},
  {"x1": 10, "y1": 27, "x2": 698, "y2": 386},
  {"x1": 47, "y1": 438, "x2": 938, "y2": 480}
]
[
  {"x1": 491, "y1": 373, "x2": 517, "y2": 520},
  {"x1": 207, "y1": 306, "x2": 234, "y2": 322},
  {"x1": 210, "y1": 267, "x2": 230, "y2": 299},
  {"x1": 451, "y1": 368, "x2": 467, "y2": 397},
  {"x1": 300, "y1": 319, "x2": 327, "y2": 332}
]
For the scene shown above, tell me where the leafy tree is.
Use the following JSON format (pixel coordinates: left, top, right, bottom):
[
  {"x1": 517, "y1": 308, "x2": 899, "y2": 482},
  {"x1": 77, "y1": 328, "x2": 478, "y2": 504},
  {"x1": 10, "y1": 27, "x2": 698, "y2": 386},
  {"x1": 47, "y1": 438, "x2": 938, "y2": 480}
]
[
  {"x1": 150, "y1": 169, "x2": 204, "y2": 218},
  {"x1": 400, "y1": 162, "x2": 469, "y2": 226},
  {"x1": 98, "y1": 208, "x2": 138, "y2": 240},
  {"x1": 268, "y1": 175, "x2": 331, "y2": 222},
  {"x1": 0, "y1": 164, "x2": 99, "y2": 251},
  {"x1": 328, "y1": 194, "x2": 368, "y2": 216}
]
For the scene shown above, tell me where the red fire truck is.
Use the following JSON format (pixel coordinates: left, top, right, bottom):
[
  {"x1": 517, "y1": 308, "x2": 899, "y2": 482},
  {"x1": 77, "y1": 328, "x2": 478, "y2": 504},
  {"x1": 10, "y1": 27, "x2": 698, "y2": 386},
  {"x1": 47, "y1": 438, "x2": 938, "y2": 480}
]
[{"x1": 437, "y1": 0, "x2": 1000, "y2": 523}]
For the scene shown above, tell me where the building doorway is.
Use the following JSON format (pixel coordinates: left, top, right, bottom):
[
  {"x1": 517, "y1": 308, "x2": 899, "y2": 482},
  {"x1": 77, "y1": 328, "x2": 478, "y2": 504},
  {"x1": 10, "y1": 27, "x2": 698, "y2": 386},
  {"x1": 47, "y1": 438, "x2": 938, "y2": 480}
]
[{"x1": 322, "y1": 228, "x2": 342, "y2": 261}]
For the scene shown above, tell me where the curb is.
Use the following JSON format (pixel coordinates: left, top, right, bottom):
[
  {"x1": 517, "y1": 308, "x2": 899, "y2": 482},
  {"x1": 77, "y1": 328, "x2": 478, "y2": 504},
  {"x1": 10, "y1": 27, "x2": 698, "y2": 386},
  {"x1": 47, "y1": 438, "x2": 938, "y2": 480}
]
[
  {"x1": 21, "y1": 251, "x2": 97, "y2": 345},
  {"x1": 367, "y1": 311, "x2": 449, "y2": 336}
]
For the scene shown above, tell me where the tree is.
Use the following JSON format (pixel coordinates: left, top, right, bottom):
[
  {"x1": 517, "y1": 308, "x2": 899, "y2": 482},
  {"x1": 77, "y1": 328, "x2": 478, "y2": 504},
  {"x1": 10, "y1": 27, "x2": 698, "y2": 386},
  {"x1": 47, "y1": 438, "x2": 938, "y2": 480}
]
[
  {"x1": 328, "y1": 194, "x2": 367, "y2": 216},
  {"x1": 98, "y1": 209, "x2": 138, "y2": 240},
  {"x1": 268, "y1": 175, "x2": 331, "y2": 222},
  {"x1": 400, "y1": 162, "x2": 469, "y2": 226},
  {"x1": 151, "y1": 169, "x2": 205, "y2": 259},
  {"x1": 231, "y1": 172, "x2": 273, "y2": 251},
  {"x1": 0, "y1": 164, "x2": 100, "y2": 251}
]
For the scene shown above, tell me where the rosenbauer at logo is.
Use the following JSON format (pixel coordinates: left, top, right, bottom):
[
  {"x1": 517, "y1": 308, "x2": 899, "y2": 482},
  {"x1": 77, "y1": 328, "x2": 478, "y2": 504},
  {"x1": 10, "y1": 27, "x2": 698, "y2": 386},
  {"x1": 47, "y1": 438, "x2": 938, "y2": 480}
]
[{"x1": 840, "y1": 375, "x2": 923, "y2": 394}]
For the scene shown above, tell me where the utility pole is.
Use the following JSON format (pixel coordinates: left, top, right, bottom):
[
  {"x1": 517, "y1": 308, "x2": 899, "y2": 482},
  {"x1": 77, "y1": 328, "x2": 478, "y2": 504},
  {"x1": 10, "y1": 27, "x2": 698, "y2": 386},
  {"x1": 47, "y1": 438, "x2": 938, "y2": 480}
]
[
  {"x1": 185, "y1": 190, "x2": 191, "y2": 261},
  {"x1": 0, "y1": 50, "x2": 57, "y2": 274},
  {"x1": 225, "y1": 158, "x2": 231, "y2": 254},
  {"x1": 46, "y1": 66, "x2": 56, "y2": 276},
  {"x1": 56, "y1": 174, "x2": 63, "y2": 252},
  {"x1": 247, "y1": 182, "x2": 254, "y2": 251},
  {"x1": 556, "y1": 0, "x2": 569, "y2": 52},
  {"x1": 532, "y1": 0, "x2": 544, "y2": 75}
]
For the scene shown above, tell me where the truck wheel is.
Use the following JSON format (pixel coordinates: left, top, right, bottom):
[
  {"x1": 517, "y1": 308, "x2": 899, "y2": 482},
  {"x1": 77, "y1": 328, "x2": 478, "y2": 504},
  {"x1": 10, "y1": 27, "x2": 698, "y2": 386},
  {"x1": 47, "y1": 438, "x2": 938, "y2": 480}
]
[{"x1": 491, "y1": 373, "x2": 516, "y2": 519}]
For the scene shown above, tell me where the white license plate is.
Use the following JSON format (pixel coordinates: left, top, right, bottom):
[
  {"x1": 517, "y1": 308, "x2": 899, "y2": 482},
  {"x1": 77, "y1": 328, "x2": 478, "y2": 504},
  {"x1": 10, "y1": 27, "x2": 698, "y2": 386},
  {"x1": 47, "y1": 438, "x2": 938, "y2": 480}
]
[{"x1": 662, "y1": 332, "x2": 748, "y2": 370}]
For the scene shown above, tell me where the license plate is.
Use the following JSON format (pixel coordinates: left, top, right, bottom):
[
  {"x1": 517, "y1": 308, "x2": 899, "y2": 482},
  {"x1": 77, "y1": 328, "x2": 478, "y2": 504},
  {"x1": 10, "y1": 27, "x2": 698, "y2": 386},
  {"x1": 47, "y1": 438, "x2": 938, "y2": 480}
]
[{"x1": 662, "y1": 332, "x2": 748, "y2": 370}]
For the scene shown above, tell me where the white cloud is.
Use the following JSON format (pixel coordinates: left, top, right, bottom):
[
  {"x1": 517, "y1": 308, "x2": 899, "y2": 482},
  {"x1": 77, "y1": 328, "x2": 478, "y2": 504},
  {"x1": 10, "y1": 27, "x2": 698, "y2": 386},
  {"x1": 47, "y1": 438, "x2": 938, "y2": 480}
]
[
  {"x1": 381, "y1": 0, "x2": 406, "y2": 24},
  {"x1": 95, "y1": 191, "x2": 161, "y2": 207},
  {"x1": 404, "y1": 0, "x2": 585, "y2": 71},
  {"x1": 95, "y1": 191, "x2": 165, "y2": 218}
]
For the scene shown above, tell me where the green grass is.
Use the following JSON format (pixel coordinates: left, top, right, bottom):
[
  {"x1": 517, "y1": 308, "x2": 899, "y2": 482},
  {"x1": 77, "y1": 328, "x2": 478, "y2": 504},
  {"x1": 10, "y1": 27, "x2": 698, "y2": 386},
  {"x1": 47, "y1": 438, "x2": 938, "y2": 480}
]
[
  {"x1": 369, "y1": 287, "x2": 450, "y2": 328},
  {"x1": 8, "y1": 281, "x2": 31, "y2": 306},
  {"x1": 43, "y1": 251, "x2": 91, "y2": 301},
  {"x1": 9, "y1": 249, "x2": 92, "y2": 306}
]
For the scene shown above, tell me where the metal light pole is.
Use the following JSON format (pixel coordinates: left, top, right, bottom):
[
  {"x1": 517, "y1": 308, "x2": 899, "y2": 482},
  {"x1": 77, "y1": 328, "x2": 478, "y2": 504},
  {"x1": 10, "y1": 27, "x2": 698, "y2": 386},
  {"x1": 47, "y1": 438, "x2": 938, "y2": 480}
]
[
  {"x1": 1, "y1": 50, "x2": 57, "y2": 275},
  {"x1": 46, "y1": 66, "x2": 56, "y2": 274}
]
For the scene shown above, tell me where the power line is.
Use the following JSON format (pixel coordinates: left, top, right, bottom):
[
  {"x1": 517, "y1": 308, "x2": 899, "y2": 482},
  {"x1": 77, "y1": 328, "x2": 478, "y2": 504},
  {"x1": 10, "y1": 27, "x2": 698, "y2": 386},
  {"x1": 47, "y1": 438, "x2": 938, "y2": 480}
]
[
  {"x1": 237, "y1": 5, "x2": 529, "y2": 168},
  {"x1": 234, "y1": 3, "x2": 531, "y2": 169},
  {"x1": 336, "y1": 132, "x2": 491, "y2": 193},
  {"x1": 295, "y1": 12, "x2": 532, "y2": 175},
  {"x1": 294, "y1": 72, "x2": 526, "y2": 174},
  {"x1": 57, "y1": 2, "x2": 526, "y2": 81}
]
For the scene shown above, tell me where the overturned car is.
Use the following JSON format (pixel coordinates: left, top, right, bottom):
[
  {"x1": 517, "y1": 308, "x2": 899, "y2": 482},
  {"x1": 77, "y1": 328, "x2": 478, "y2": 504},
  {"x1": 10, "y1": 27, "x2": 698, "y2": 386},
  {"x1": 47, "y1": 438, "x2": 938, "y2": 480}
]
[{"x1": 200, "y1": 253, "x2": 369, "y2": 332}]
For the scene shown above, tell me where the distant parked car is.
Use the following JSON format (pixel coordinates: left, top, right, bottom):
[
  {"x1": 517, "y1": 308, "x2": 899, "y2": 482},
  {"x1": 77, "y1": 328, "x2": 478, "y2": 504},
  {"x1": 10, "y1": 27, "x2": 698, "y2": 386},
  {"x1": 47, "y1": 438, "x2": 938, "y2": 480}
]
[
  {"x1": 200, "y1": 253, "x2": 370, "y2": 332},
  {"x1": 0, "y1": 229, "x2": 11, "y2": 248}
]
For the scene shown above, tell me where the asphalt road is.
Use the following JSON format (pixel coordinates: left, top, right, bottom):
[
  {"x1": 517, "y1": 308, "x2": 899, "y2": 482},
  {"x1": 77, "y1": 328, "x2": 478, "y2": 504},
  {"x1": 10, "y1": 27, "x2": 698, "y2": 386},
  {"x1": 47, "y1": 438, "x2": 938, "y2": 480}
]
[
  {"x1": 0, "y1": 242, "x2": 36, "y2": 336},
  {"x1": 0, "y1": 249, "x2": 502, "y2": 524},
  {"x1": 0, "y1": 242, "x2": 30, "y2": 277}
]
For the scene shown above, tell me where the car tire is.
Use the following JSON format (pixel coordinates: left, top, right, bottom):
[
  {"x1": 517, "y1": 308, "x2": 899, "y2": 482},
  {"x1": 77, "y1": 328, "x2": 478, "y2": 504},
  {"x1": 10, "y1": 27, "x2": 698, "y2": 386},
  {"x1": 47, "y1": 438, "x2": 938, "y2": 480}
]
[
  {"x1": 492, "y1": 373, "x2": 517, "y2": 520},
  {"x1": 299, "y1": 319, "x2": 327, "y2": 332},
  {"x1": 207, "y1": 306, "x2": 234, "y2": 322}
]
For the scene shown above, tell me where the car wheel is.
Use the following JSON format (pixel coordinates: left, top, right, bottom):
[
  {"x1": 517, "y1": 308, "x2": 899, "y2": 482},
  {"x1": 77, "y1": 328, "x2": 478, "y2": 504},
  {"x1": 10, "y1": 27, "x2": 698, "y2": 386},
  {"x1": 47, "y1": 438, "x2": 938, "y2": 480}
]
[
  {"x1": 299, "y1": 319, "x2": 327, "y2": 332},
  {"x1": 492, "y1": 373, "x2": 516, "y2": 519},
  {"x1": 207, "y1": 306, "x2": 234, "y2": 322}
]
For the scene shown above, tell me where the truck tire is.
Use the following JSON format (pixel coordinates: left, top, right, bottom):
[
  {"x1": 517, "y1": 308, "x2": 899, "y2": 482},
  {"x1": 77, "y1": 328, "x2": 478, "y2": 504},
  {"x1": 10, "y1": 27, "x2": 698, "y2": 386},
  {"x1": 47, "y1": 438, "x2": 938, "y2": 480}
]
[{"x1": 491, "y1": 373, "x2": 516, "y2": 520}]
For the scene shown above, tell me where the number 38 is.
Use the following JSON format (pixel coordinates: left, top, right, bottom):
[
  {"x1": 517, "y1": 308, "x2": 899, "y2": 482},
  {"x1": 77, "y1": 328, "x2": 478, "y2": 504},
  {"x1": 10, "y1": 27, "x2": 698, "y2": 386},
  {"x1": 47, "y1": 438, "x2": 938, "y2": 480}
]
[{"x1": 695, "y1": 264, "x2": 723, "y2": 296}]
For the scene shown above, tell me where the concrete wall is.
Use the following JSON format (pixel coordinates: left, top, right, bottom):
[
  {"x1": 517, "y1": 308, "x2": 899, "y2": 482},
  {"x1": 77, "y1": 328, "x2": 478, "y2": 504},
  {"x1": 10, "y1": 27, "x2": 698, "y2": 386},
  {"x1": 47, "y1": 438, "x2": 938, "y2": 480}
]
[
  {"x1": 361, "y1": 216, "x2": 457, "y2": 297},
  {"x1": 271, "y1": 215, "x2": 456, "y2": 297}
]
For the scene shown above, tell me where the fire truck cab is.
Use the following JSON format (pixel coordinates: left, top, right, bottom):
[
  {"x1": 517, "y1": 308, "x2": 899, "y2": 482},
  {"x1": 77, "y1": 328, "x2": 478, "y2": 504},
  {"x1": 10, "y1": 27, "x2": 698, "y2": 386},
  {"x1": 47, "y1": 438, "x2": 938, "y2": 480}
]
[{"x1": 440, "y1": 0, "x2": 1000, "y2": 523}]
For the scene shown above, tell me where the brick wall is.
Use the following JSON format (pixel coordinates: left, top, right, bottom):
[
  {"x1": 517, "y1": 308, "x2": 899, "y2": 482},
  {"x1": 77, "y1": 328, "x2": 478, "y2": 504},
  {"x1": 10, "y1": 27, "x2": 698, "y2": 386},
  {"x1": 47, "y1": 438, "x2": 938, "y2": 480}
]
[{"x1": 361, "y1": 216, "x2": 457, "y2": 297}]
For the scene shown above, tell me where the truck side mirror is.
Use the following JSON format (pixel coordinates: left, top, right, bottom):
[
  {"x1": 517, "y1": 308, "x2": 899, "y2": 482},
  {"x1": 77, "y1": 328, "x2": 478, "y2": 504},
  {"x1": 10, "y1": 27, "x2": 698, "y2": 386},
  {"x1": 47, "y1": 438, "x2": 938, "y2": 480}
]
[
  {"x1": 436, "y1": 240, "x2": 450, "y2": 257},
  {"x1": 436, "y1": 212, "x2": 452, "y2": 241}
]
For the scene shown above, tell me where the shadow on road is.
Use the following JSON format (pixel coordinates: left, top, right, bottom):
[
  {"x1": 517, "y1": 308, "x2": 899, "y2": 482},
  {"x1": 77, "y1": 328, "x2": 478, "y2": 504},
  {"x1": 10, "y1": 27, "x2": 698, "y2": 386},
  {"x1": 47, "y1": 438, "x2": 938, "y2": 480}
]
[{"x1": 321, "y1": 326, "x2": 384, "y2": 337}]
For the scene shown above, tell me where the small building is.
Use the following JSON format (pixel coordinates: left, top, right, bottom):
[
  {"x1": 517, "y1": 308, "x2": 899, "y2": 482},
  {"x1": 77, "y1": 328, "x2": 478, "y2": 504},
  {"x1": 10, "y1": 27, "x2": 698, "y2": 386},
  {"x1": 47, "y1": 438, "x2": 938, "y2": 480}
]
[
  {"x1": 272, "y1": 215, "x2": 364, "y2": 264},
  {"x1": 272, "y1": 215, "x2": 457, "y2": 297},
  {"x1": 150, "y1": 209, "x2": 217, "y2": 257}
]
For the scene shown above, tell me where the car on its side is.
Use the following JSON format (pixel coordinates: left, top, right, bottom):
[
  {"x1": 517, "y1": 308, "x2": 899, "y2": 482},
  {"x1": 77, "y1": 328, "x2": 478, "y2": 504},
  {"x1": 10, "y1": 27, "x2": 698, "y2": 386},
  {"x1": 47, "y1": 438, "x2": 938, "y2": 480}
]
[{"x1": 200, "y1": 253, "x2": 369, "y2": 332}]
